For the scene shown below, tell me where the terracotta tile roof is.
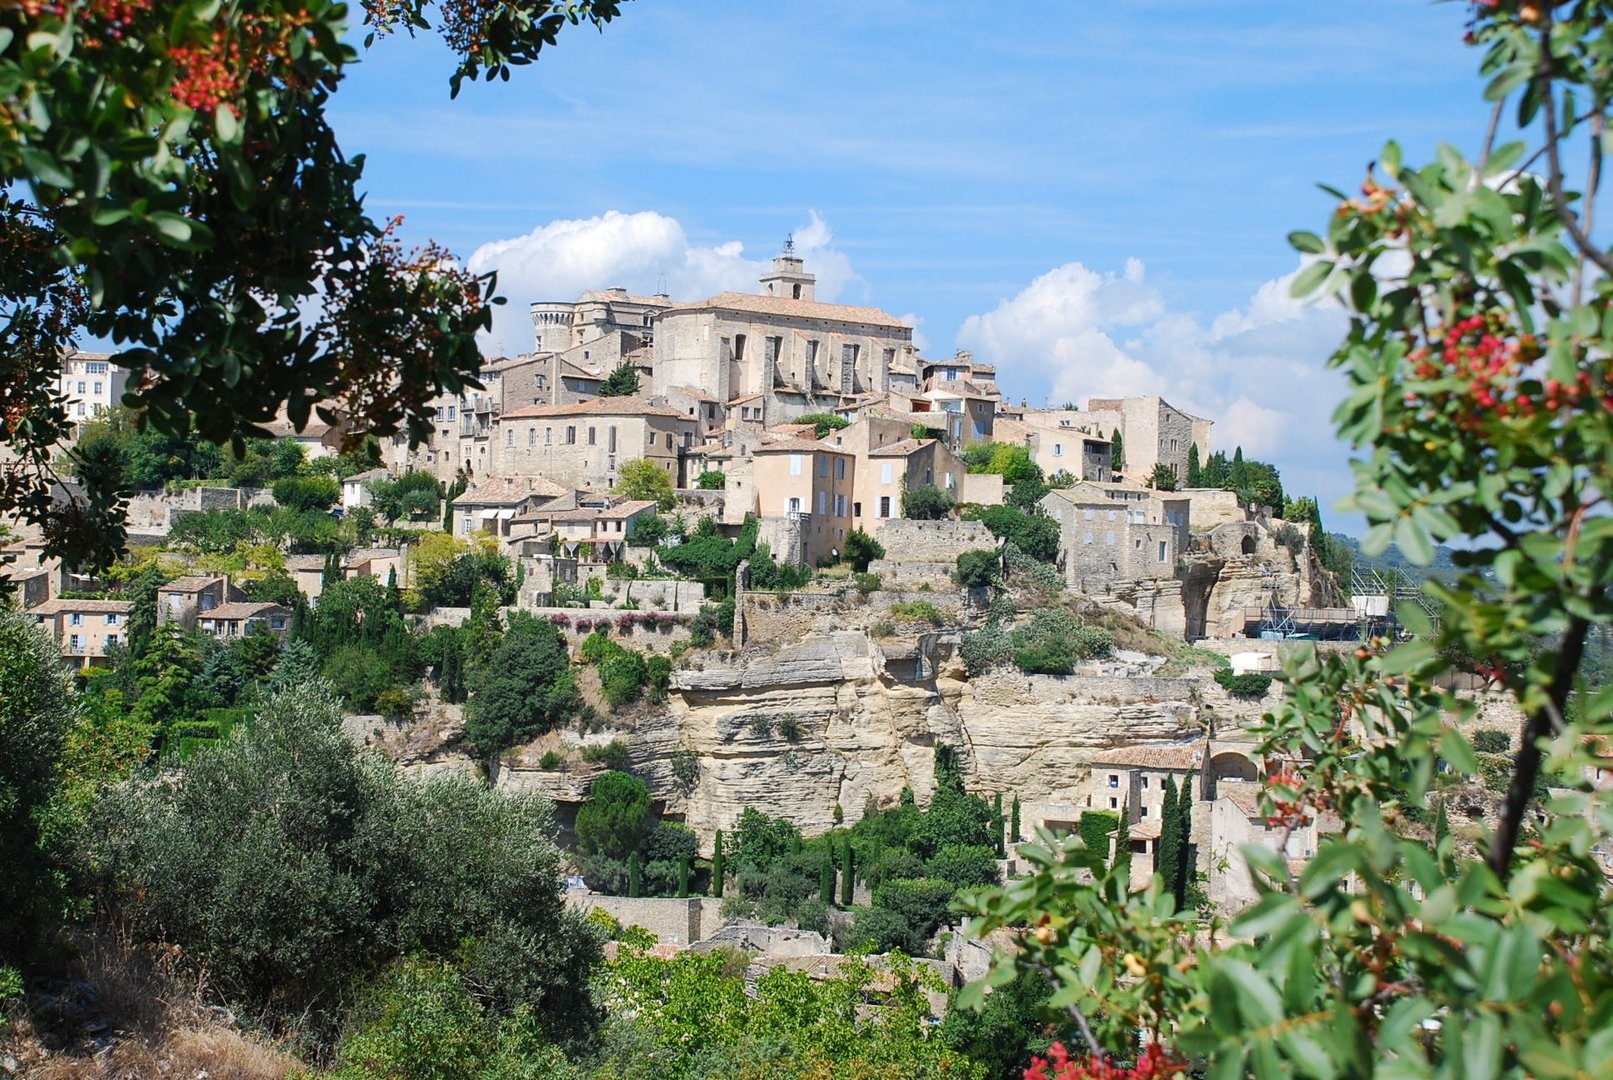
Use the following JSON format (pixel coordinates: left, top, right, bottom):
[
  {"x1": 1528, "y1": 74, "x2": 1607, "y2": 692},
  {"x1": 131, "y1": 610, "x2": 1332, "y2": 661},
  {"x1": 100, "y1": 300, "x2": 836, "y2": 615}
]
[
  {"x1": 202, "y1": 602, "x2": 289, "y2": 622},
  {"x1": 1127, "y1": 819, "x2": 1163, "y2": 841},
  {"x1": 453, "y1": 477, "x2": 571, "y2": 506},
  {"x1": 577, "y1": 289, "x2": 677, "y2": 306},
  {"x1": 729, "y1": 394, "x2": 763, "y2": 405},
  {"x1": 753, "y1": 437, "x2": 848, "y2": 454},
  {"x1": 661, "y1": 291, "x2": 911, "y2": 330},
  {"x1": 346, "y1": 468, "x2": 391, "y2": 483},
  {"x1": 669, "y1": 385, "x2": 722, "y2": 404},
  {"x1": 28, "y1": 598, "x2": 132, "y2": 615},
  {"x1": 285, "y1": 555, "x2": 328, "y2": 571},
  {"x1": 1217, "y1": 783, "x2": 1266, "y2": 819},
  {"x1": 1089, "y1": 739, "x2": 1206, "y2": 771},
  {"x1": 159, "y1": 575, "x2": 225, "y2": 594},
  {"x1": 500, "y1": 395, "x2": 685, "y2": 420},
  {"x1": 542, "y1": 499, "x2": 657, "y2": 523}
]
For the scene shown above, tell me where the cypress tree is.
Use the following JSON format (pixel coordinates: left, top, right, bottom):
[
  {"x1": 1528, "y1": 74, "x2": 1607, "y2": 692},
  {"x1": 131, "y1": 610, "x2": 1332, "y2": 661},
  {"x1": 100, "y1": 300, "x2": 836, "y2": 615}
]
[
  {"x1": 1157, "y1": 776, "x2": 1182, "y2": 907},
  {"x1": 1187, "y1": 443, "x2": 1202, "y2": 487},
  {"x1": 1010, "y1": 796, "x2": 1021, "y2": 848},
  {"x1": 840, "y1": 839, "x2": 855, "y2": 907},
  {"x1": 711, "y1": 830, "x2": 725, "y2": 898},
  {"x1": 1111, "y1": 429, "x2": 1125, "y2": 473},
  {"x1": 627, "y1": 851, "x2": 641, "y2": 898},
  {"x1": 1114, "y1": 803, "x2": 1132, "y2": 885},
  {"x1": 678, "y1": 854, "x2": 690, "y2": 898},
  {"x1": 820, "y1": 850, "x2": 834, "y2": 904},
  {"x1": 993, "y1": 792, "x2": 1006, "y2": 857},
  {"x1": 1176, "y1": 772, "x2": 1195, "y2": 907}
]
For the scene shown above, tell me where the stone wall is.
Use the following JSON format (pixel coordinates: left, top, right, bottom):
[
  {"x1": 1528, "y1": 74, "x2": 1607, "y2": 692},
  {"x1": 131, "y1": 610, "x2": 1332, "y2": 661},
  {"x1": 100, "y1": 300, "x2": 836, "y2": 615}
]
[
  {"x1": 564, "y1": 892, "x2": 727, "y2": 947},
  {"x1": 416, "y1": 604, "x2": 694, "y2": 653},
  {"x1": 1180, "y1": 488, "x2": 1248, "y2": 529},
  {"x1": 125, "y1": 485, "x2": 273, "y2": 530},
  {"x1": 871, "y1": 518, "x2": 995, "y2": 563}
]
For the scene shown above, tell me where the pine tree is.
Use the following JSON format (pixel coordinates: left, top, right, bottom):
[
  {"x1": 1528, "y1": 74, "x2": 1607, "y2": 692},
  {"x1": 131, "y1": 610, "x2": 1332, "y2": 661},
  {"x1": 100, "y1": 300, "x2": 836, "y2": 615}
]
[
  {"x1": 598, "y1": 360, "x2": 641, "y2": 397},
  {"x1": 628, "y1": 851, "x2": 641, "y2": 898},
  {"x1": 1114, "y1": 803, "x2": 1132, "y2": 885},
  {"x1": 711, "y1": 830, "x2": 725, "y2": 898},
  {"x1": 1110, "y1": 429, "x2": 1125, "y2": 473},
  {"x1": 1010, "y1": 795, "x2": 1021, "y2": 849},
  {"x1": 840, "y1": 839, "x2": 855, "y2": 906},
  {"x1": 993, "y1": 792, "x2": 1005, "y2": 857},
  {"x1": 678, "y1": 854, "x2": 690, "y2": 898},
  {"x1": 1157, "y1": 776, "x2": 1182, "y2": 907},
  {"x1": 820, "y1": 850, "x2": 835, "y2": 904}
]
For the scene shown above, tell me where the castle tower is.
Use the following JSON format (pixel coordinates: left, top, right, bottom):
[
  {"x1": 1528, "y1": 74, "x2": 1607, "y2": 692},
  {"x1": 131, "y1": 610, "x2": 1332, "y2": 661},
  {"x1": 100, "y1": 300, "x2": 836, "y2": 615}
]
[{"x1": 759, "y1": 236, "x2": 816, "y2": 302}]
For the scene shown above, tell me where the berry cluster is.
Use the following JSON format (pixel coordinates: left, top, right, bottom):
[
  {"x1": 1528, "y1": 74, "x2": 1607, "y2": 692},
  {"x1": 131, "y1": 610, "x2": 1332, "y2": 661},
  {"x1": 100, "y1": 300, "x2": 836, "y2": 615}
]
[
  {"x1": 1263, "y1": 767, "x2": 1328, "y2": 830},
  {"x1": 169, "y1": 39, "x2": 244, "y2": 111},
  {"x1": 80, "y1": 0, "x2": 151, "y2": 44},
  {"x1": 1025, "y1": 1042, "x2": 1184, "y2": 1080}
]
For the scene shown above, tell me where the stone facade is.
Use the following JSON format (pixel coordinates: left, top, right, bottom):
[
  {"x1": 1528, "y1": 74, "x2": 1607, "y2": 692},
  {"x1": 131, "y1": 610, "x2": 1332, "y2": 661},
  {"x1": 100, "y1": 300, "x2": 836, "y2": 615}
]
[
  {"x1": 492, "y1": 396, "x2": 696, "y2": 491},
  {"x1": 1066, "y1": 396, "x2": 1211, "y2": 483},
  {"x1": 1041, "y1": 486, "x2": 1190, "y2": 590}
]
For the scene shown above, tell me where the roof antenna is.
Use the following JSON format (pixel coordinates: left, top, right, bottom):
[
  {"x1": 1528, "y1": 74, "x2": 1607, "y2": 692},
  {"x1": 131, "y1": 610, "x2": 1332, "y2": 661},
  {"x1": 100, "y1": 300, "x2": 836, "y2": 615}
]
[
  {"x1": 656, "y1": 273, "x2": 668, "y2": 296},
  {"x1": 782, "y1": 233, "x2": 795, "y2": 257}
]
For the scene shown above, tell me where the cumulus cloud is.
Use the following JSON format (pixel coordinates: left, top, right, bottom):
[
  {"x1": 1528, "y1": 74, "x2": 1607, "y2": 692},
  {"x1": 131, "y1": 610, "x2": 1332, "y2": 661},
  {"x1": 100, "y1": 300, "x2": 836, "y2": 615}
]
[
  {"x1": 467, "y1": 209, "x2": 858, "y2": 355},
  {"x1": 957, "y1": 258, "x2": 1357, "y2": 520}
]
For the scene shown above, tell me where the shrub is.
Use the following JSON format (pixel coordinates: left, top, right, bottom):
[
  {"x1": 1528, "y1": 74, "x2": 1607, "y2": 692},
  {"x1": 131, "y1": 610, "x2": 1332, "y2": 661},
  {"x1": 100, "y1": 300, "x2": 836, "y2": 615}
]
[
  {"x1": 1078, "y1": 811, "x2": 1120, "y2": 868},
  {"x1": 1472, "y1": 729, "x2": 1510, "y2": 755},
  {"x1": 598, "y1": 643, "x2": 649, "y2": 708},
  {"x1": 971, "y1": 504, "x2": 1060, "y2": 563},
  {"x1": 271, "y1": 473, "x2": 340, "y2": 512},
  {"x1": 925, "y1": 844, "x2": 1000, "y2": 888},
  {"x1": 581, "y1": 739, "x2": 631, "y2": 772},
  {"x1": 614, "y1": 460, "x2": 676, "y2": 511},
  {"x1": 578, "y1": 630, "x2": 612, "y2": 664},
  {"x1": 538, "y1": 750, "x2": 564, "y2": 770},
  {"x1": 1148, "y1": 462, "x2": 1179, "y2": 491},
  {"x1": 890, "y1": 600, "x2": 942, "y2": 622},
  {"x1": 695, "y1": 470, "x2": 726, "y2": 490},
  {"x1": 1072, "y1": 626, "x2": 1116, "y2": 660},
  {"x1": 901, "y1": 484, "x2": 955, "y2": 520},
  {"x1": 575, "y1": 771, "x2": 652, "y2": 860},
  {"x1": 1002, "y1": 542, "x2": 1064, "y2": 592},
  {"x1": 870, "y1": 619, "x2": 897, "y2": 638},
  {"x1": 853, "y1": 572, "x2": 882, "y2": 595},
  {"x1": 90, "y1": 683, "x2": 601, "y2": 1039},
  {"x1": 960, "y1": 626, "x2": 1015, "y2": 675},
  {"x1": 796, "y1": 412, "x2": 850, "y2": 438},
  {"x1": 1214, "y1": 668, "x2": 1273, "y2": 698},
  {"x1": 628, "y1": 511, "x2": 670, "y2": 547},
  {"x1": 462, "y1": 614, "x2": 578, "y2": 758},
  {"x1": 843, "y1": 528, "x2": 885, "y2": 572},
  {"x1": 372, "y1": 685, "x2": 417, "y2": 719},
  {"x1": 870, "y1": 877, "x2": 957, "y2": 954},
  {"x1": 955, "y1": 548, "x2": 998, "y2": 588}
]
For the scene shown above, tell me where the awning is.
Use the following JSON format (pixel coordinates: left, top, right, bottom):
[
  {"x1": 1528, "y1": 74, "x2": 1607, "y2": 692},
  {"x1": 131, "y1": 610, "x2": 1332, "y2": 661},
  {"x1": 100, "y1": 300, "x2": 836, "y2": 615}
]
[
  {"x1": 479, "y1": 508, "x2": 499, "y2": 519},
  {"x1": 496, "y1": 508, "x2": 516, "y2": 520}
]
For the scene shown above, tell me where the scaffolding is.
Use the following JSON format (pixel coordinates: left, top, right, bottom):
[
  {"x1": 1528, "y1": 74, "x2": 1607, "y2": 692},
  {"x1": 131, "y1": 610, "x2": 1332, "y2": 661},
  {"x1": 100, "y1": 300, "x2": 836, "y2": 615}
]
[{"x1": 1349, "y1": 565, "x2": 1439, "y2": 636}]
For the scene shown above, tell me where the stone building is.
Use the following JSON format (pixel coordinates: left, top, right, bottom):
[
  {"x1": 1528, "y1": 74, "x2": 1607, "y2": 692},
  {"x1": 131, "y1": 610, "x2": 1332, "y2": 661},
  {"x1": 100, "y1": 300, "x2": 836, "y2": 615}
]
[
  {"x1": 529, "y1": 287, "x2": 672, "y2": 355},
  {"x1": 29, "y1": 597, "x2": 132, "y2": 668},
  {"x1": 745, "y1": 438, "x2": 857, "y2": 567},
  {"x1": 1083, "y1": 739, "x2": 1209, "y2": 892},
  {"x1": 156, "y1": 575, "x2": 244, "y2": 630},
  {"x1": 994, "y1": 414, "x2": 1113, "y2": 482},
  {"x1": 652, "y1": 253, "x2": 915, "y2": 421},
  {"x1": 197, "y1": 601, "x2": 292, "y2": 640},
  {"x1": 59, "y1": 351, "x2": 129, "y2": 428},
  {"x1": 1042, "y1": 396, "x2": 1211, "y2": 483},
  {"x1": 452, "y1": 476, "x2": 571, "y2": 540},
  {"x1": 492, "y1": 396, "x2": 697, "y2": 492},
  {"x1": 1040, "y1": 482, "x2": 1190, "y2": 591}
]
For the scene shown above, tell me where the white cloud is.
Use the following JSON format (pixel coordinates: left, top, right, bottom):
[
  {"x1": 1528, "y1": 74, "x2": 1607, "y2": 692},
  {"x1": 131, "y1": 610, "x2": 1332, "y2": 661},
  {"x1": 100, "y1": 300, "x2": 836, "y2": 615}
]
[
  {"x1": 467, "y1": 210, "x2": 858, "y2": 355},
  {"x1": 956, "y1": 257, "x2": 1357, "y2": 519},
  {"x1": 896, "y1": 312, "x2": 930, "y2": 354}
]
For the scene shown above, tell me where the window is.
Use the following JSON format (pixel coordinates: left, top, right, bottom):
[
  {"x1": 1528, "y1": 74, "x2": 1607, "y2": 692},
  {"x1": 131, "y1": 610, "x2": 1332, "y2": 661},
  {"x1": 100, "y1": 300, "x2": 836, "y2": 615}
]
[
  {"x1": 734, "y1": 334, "x2": 747, "y2": 361},
  {"x1": 86, "y1": 361, "x2": 108, "y2": 374},
  {"x1": 818, "y1": 491, "x2": 827, "y2": 514},
  {"x1": 566, "y1": 426, "x2": 576, "y2": 444},
  {"x1": 880, "y1": 463, "x2": 893, "y2": 485},
  {"x1": 1158, "y1": 541, "x2": 1168, "y2": 561},
  {"x1": 588, "y1": 427, "x2": 596, "y2": 445},
  {"x1": 1141, "y1": 778, "x2": 1149, "y2": 789},
  {"x1": 436, "y1": 406, "x2": 445, "y2": 420},
  {"x1": 834, "y1": 494, "x2": 846, "y2": 516},
  {"x1": 818, "y1": 456, "x2": 827, "y2": 477},
  {"x1": 506, "y1": 429, "x2": 514, "y2": 446},
  {"x1": 69, "y1": 612, "x2": 82, "y2": 626},
  {"x1": 107, "y1": 633, "x2": 120, "y2": 648},
  {"x1": 1106, "y1": 532, "x2": 1115, "y2": 546},
  {"x1": 546, "y1": 427, "x2": 553, "y2": 445},
  {"x1": 879, "y1": 496, "x2": 891, "y2": 518},
  {"x1": 609, "y1": 427, "x2": 618, "y2": 452},
  {"x1": 76, "y1": 381, "x2": 86, "y2": 394},
  {"x1": 836, "y1": 458, "x2": 846, "y2": 480},
  {"x1": 1083, "y1": 532, "x2": 1093, "y2": 545},
  {"x1": 853, "y1": 501, "x2": 862, "y2": 516},
  {"x1": 448, "y1": 406, "x2": 456, "y2": 420},
  {"x1": 1108, "y1": 774, "x2": 1119, "y2": 788},
  {"x1": 105, "y1": 612, "x2": 119, "y2": 625},
  {"x1": 93, "y1": 381, "x2": 102, "y2": 395},
  {"x1": 790, "y1": 454, "x2": 803, "y2": 476},
  {"x1": 528, "y1": 427, "x2": 537, "y2": 446},
  {"x1": 76, "y1": 403, "x2": 84, "y2": 416},
  {"x1": 1084, "y1": 509, "x2": 1094, "y2": 521},
  {"x1": 788, "y1": 496, "x2": 801, "y2": 514},
  {"x1": 1053, "y1": 442, "x2": 1063, "y2": 457},
  {"x1": 1109, "y1": 797, "x2": 1118, "y2": 810},
  {"x1": 1140, "y1": 806, "x2": 1149, "y2": 819}
]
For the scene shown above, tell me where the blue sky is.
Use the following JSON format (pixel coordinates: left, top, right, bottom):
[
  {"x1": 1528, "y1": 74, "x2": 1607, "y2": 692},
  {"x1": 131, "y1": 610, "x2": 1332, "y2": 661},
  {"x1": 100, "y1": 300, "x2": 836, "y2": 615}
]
[{"x1": 328, "y1": 0, "x2": 1484, "y2": 531}]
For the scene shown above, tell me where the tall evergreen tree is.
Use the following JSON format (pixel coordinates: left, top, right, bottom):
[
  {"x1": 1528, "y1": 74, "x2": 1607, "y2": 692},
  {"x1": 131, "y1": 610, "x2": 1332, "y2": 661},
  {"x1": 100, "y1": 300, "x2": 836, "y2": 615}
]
[
  {"x1": 1110, "y1": 429, "x2": 1125, "y2": 473},
  {"x1": 1176, "y1": 771, "x2": 1196, "y2": 908},
  {"x1": 1187, "y1": 443, "x2": 1202, "y2": 487},
  {"x1": 993, "y1": 792, "x2": 1006, "y2": 857},
  {"x1": 1010, "y1": 795, "x2": 1021, "y2": 849},
  {"x1": 627, "y1": 851, "x2": 641, "y2": 898},
  {"x1": 1114, "y1": 803, "x2": 1132, "y2": 885},
  {"x1": 1157, "y1": 776, "x2": 1182, "y2": 906},
  {"x1": 711, "y1": 830, "x2": 725, "y2": 898},
  {"x1": 820, "y1": 850, "x2": 834, "y2": 904},
  {"x1": 840, "y1": 838, "x2": 855, "y2": 907},
  {"x1": 677, "y1": 854, "x2": 691, "y2": 898}
]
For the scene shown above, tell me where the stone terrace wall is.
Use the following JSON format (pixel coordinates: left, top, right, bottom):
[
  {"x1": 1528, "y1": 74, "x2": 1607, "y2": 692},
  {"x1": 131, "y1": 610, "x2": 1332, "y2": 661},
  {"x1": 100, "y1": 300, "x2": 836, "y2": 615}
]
[
  {"x1": 564, "y1": 893, "x2": 727, "y2": 946},
  {"x1": 872, "y1": 518, "x2": 996, "y2": 562},
  {"x1": 416, "y1": 605, "x2": 693, "y2": 653},
  {"x1": 125, "y1": 485, "x2": 275, "y2": 530}
]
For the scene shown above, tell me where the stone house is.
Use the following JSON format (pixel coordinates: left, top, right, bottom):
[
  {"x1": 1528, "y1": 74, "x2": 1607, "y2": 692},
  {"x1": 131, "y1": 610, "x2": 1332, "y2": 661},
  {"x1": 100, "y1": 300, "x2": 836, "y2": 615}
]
[
  {"x1": 492, "y1": 396, "x2": 696, "y2": 491},
  {"x1": 660, "y1": 385, "x2": 727, "y2": 441},
  {"x1": 995, "y1": 414, "x2": 1113, "y2": 482},
  {"x1": 746, "y1": 438, "x2": 857, "y2": 567},
  {"x1": 540, "y1": 499, "x2": 659, "y2": 562},
  {"x1": 1070, "y1": 395, "x2": 1212, "y2": 484},
  {"x1": 529, "y1": 287, "x2": 672, "y2": 355},
  {"x1": 652, "y1": 253, "x2": 914, "y2": 419},
  {"x1": 453, "y1": 476, "x2": 571, "y2": 539},
  {"x1": 197, "y1": 601, "x2": 292, "y2": 639},
  {"x1": 29, "y1": 598, "x2": 132, "y2": 667},
  {"x1": 157, "y1": 575, "x2": 244, "y2": 630},
  {"x1": 341, "y1": 467, "x2": 390, "y2": 509},
  {"x1": 1040, "y1": 483, "x2": 1191, "y2": 591},
  {"x1": 59, "y1": 351, "x2": 129, "y2": 429},
  {"x1": 1084, "y1": 739, "x2": 1210, "y2": 892}
]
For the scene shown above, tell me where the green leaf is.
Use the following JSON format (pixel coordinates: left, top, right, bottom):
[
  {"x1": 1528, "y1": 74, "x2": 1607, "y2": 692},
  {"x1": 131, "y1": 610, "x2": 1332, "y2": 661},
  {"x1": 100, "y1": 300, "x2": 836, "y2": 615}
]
[
  {"x1": 1380, "y1": 139, "x2": 1402, "y2": 179},
  {"x1": 213, "y1": 104, "x2": 239, "y2": 144},
  {"x1": 1288, "y1": 230, "x2": 1325, "y2": 254},
  {"x1": 20, "y1": 147, "x2": 73, "y2": 189},
  {"x1": 1439, "y1": 727, "x2": 1478, "y2": 775},
  {"x1": 1482, "y1": 139, "x2": 1525, "y2": 178},
  {"x1": 1290, "y1": 260, "x2": 1333, "y2": 298}
]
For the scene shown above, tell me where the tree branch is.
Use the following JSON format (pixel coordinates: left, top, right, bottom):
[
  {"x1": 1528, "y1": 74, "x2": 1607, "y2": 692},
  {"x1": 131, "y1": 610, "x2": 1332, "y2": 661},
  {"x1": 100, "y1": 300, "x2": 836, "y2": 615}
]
[
  {"x1": 1539, "y1": 20, "x2": 1613, "y2": 278},
  {"x1": 1485, "y1": 613, "x2": 1591, "y2": 881},
  {"x1": 1573, "y1": 110, "x2": 1605, "y2": 306}
]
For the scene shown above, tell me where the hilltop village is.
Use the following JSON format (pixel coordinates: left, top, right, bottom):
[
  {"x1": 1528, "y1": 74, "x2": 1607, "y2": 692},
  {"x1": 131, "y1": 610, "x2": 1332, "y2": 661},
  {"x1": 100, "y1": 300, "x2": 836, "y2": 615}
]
[{"x1": 7, "y1": 247, "x2": 1512, "y2": 984}]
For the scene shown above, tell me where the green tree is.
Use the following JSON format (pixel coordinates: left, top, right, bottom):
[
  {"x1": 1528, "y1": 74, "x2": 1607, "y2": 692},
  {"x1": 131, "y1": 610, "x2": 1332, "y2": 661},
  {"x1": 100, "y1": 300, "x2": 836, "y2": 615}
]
[
  {"x1": 1113, "y1": 802, "x2": 1131, "y2": 883},
  {"x1": 575, "y1": 771, "x2": 653, "y2": 863},
  {"x1": 90, "y1": 681, "x2": 602, "y2": 1038},
  {"x1": 598, "y1": 361, "x2": 641, "y2": 397},
  {"x1": 695, "y1": 469, "x2": 727, "y2": 490},
  {"x1": 461, "y1": 612, "x2": 576, "y2": 757},
  {"x1": 1186, "y1": 442, "x2": 1202, "y2": 487},
  {"x1": 901, "y1": 483, "x2": 955, "y2": 520},
  {"x1": 840, "y1": 837, "x2": 855, "y2": 907},
  {"x1": 0, "y1": 610, "x2": 77, "y2": 961},
  {"x1": 820, "y1": 850, "x2": 835, "y2": 905},
  {"x1": 369, "y1": 471, "x2": 442, "y2": 524},
  {"x1": 1109, "y1": 428, "x2": 1124, "y2": 473},
  {"x1": 843, "y1": 528, "x2": 885, "y2": 572},
  {"x1": 1147, "y1": 462, "x2": 1179, "y2": 492},
  {"x1": 1077, "y1": 810, "x2": 1119, "y2": 871},
  {"x1": 627, "y1": 851, "x2": 642, "y2": 898},
  {"x1": 1, "y1": 0, "x2": 629, "y2": 567},
  {"x1": 614, "y1": 458, "x2": 677, "y2": 510},
  {"x1": 1155, "y1": 775, "x2": 1181, "y2": 907},
  {"x1": 796, "y1": 412, "x2": 849, "y2": 438},
  {"x1": 955, "y1": 548, "x2": 999, "y2": 589},
  {"x1": 711, "y1": 829, "x2": 725, "y2": 898}
]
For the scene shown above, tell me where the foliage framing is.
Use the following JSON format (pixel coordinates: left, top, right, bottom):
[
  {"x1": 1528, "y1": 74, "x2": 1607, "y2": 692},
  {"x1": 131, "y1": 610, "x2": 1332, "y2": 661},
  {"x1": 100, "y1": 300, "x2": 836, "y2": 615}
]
[{"x1": 962, "y1": 5, "x2": 1613, "y2": 1077}]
